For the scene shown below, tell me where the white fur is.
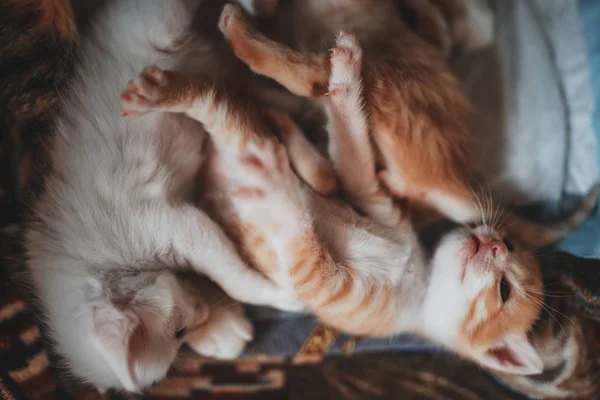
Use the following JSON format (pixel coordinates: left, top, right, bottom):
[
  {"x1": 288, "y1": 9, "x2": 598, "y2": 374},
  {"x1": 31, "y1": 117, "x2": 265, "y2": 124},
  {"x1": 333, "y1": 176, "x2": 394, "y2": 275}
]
[{"x1": 25, "y1": 0, "x2": 299, "y2": 392}]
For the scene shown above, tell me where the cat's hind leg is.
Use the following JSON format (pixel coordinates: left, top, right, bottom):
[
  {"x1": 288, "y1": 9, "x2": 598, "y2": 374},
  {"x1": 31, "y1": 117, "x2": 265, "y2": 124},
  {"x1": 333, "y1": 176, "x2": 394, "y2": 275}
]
[
  {"x1": 131, "y1": 202, "x2": 302, "y2": 311},
  {"x1": 264, "y1": 109, "x2": 337, "y2": 196},
  {"x1": 218, "y1": 4, "x2": 330, "y2": 98},
  {"x1": 121, "y1": 65, "x2": 333, "y2": 197}
]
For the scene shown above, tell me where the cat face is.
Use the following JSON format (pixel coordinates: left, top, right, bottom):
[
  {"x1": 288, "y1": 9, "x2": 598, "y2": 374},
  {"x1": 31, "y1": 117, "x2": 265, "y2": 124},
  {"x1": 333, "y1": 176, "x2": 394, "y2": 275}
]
[
  {"x1": 426, "y1": 225, "x2": 543, "y2": 375},
  {"x1": 90, "y1": 273, "x2": 200, "y2": 392}
]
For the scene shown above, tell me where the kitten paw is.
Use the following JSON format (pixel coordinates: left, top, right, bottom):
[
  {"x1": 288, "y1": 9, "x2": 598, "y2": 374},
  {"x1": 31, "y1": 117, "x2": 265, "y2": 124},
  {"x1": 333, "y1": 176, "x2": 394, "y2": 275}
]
[
  {"x1": 218, "y1": 4, "x2": 249, "y2": 39},
  {"x1": 230, "y1": 138, "x2": 297, "y2": 200},
  {"x1": 328, "y1": 32, "x2": 363, "y2": 96},
  {"x1": 120, "y1": 66, "x2": 170, "y2": 116},
  {"x1": 185, "y1": 303, "x2": 253, "y2": 359}
]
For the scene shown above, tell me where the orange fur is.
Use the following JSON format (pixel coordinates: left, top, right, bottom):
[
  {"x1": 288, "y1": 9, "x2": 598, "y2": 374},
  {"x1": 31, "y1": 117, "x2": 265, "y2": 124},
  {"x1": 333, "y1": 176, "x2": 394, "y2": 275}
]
[
  {"x1": 219, "y1": 1, "x2": 477, "y2": 225},
  {"x1": 457, "y1": 250, "x2": 543, "y2": 357},
  {"x1": 264, "y1": 110, "x2": 338, "y2": 196},
  {"x1": 120, "y1": 66, "x2": 399, "y2": 337}
]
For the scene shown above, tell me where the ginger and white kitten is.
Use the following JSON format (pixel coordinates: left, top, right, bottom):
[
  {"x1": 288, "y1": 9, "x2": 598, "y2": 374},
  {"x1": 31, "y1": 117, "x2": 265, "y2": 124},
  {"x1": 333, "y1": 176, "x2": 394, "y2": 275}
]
[
  {"x1": 119, "y1": 29, "x2": 597, "y2": 383},
  {"x1": 24, "y1": 0, "x2": 304, "y2": 393}
]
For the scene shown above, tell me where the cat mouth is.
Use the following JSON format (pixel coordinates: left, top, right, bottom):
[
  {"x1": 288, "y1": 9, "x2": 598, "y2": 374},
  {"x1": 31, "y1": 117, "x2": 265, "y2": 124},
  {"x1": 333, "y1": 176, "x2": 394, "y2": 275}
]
[{"x1": 461, "y1": 235, "x2": 481, "y2": 283}]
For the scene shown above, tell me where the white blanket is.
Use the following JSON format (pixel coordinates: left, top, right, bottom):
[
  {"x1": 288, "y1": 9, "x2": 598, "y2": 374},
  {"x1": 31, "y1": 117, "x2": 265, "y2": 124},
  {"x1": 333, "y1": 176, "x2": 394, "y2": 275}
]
[{"x1": 454, "y1": 0, "x2": 597, "y2": 206}]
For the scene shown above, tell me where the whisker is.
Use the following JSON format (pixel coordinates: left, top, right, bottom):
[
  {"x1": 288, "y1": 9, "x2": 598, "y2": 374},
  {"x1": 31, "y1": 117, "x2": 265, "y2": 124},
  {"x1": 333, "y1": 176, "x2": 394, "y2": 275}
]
[
  {"x1": 485, "y1": 181, "x2": 493, "y2": 229},
  {"x1": 469, "y1": 184, "x2": 485, "y2": 226},
  {"x1": 537, "y1": 299, "x2": 567, "y2": 337},
  {"x1": 526, "y1": 292, "x2": 582, "y2": 336}
]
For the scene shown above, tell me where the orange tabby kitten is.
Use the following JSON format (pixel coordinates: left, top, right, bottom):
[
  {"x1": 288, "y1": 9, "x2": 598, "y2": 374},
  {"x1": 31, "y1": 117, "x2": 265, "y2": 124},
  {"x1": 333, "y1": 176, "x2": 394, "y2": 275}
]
[{"x1": 120, "y1": 32, "x2": 595, "y2": 375}]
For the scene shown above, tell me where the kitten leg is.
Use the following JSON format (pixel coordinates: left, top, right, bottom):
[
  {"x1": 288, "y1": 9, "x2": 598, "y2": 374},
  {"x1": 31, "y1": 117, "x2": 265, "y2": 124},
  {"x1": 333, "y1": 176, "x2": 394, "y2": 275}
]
[
  {"x1": 121, "y1": 66, "x2": 273, "y2": 154},
  {"x1": 218, "y1": 4, "x2": 330, "y2": 98},
  {"x1": 122, "y1": 66, "x2": 334, "y2": 197},
  {"x1": 146, "y1": 204, "x2": 302, "y2": 310},
  {"x1": 177, "y1": 274, "x2": 253, "y2": 359},
  {"x1": 326, "y1": 33, "x2": 403, "y2": 228},
  {"x1": 263, "y1": 109, "x2": 338, "y2": 196}
]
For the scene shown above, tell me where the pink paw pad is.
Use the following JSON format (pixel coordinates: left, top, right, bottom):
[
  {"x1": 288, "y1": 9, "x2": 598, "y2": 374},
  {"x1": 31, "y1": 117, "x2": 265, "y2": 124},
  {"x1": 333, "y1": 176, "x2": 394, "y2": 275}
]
[{"x1": 120, "y1": 66, "x2": 167, "y2": 116}]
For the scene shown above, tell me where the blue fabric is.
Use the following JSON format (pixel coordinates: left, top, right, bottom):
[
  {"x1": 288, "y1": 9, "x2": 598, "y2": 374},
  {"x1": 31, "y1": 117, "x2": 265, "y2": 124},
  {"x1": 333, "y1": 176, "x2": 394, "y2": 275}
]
[
  {"x1": 579, "y1": 0, "x2": 600, "y2": 208},
  {"x1": 559, "y1": 212, "x2": 600, "y2": 258},
  {"x1": 557, "y1": 1, "x2": 600, "y2": 258},
  {"x1": 244, "y1": 310, "x2": 433, "y2": 357}
]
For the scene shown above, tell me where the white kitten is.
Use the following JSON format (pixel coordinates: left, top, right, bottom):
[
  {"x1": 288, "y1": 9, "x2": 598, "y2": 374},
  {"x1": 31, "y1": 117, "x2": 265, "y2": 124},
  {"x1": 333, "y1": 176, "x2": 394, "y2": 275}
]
[{"x1": 25, "y1": 0, "x2": 299, "y2": 393}]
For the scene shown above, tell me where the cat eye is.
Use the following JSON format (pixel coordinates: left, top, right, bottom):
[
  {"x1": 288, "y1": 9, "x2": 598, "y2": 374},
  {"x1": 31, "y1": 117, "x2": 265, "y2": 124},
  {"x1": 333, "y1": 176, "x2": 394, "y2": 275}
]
[
  {"x1": 175, "y1": 327, "x2": 187, "y2": 339},
  {"x1": 499, "y1": 278, "x2": 511, "y2": 303},
  {"x1": 502, "y1": 237, "x2": 514, "y2": 252}
]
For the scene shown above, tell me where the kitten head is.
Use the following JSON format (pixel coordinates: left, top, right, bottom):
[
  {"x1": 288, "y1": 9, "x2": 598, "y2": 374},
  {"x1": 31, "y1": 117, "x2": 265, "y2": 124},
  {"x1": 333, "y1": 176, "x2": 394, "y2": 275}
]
[
  {"x1": 89, "y1": 272, "x2": 200, "y2": 392},
  {"x1": 425, "y1": 225, "x2": 543, "y2": 375}
]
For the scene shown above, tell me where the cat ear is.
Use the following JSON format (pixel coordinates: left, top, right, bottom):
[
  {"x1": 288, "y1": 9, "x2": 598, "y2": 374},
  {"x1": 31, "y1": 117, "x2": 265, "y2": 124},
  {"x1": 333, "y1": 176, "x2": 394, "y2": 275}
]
[
  {"x1": 476, "y1": 334, "x2": 543, "y2": 375},
  {"x1": 91, "y1": 302, "x2": 141, "y2": 392}
]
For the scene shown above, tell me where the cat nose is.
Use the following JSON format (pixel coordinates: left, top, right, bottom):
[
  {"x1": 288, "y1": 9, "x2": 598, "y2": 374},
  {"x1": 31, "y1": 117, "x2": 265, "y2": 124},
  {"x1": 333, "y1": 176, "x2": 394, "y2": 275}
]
[{"x1": 478, "y1": 237, "x2": 507, "y2": 258}]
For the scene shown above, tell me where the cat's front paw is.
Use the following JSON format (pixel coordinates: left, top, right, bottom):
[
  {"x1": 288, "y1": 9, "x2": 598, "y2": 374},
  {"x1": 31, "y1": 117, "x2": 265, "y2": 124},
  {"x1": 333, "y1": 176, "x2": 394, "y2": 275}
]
[
  {"x1": 328, "y1": 31, "x2": 363, "y2": 97},
  {"x1": 184, "y1": 303, "x2": 253, "y2": 359},
  {"x1": 120, "y1": 66, "x2": 173, "y2": 116},
  {"x1": 230, "y1": 138, "x2": 298, "y2": 201}
]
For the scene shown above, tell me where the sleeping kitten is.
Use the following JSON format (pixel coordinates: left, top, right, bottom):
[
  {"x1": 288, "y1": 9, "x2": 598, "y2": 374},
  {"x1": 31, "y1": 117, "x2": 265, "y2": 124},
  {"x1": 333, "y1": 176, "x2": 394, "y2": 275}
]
[
  {"x1": 119, "y1": 32, "x2": 597, "y2": 382},
  {"x1": 24, "y1": 0, "x2": 305, "y2": 393}
]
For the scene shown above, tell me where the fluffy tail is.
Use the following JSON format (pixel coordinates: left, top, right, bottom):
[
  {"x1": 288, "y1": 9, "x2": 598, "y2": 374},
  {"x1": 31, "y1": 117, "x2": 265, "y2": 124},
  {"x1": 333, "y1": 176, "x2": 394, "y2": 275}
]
[{"x1": 506, "y1": 184, "x2": 599, "y2": 249}]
